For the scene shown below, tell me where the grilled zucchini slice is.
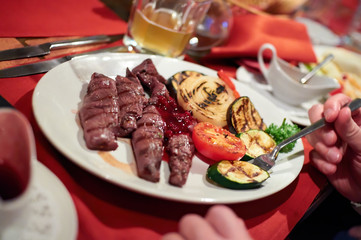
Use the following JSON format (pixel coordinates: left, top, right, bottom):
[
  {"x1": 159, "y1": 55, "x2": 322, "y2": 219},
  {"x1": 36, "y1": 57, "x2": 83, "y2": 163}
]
[
  {"x1": 207, "y1": 160, "x2": 269, "y2": 189},
  {"x1": 227, "y1": 96, "x2": 267, "y2": 134},
  {"x1": 167, "y1": 71, "x2": 205, "y2": 98},
  {"x1": 238, "y1": 129, "x2": 276, "y2": 161},
  {"x1": 177, "y1": 75, "x2": 236, "y2": 127}
]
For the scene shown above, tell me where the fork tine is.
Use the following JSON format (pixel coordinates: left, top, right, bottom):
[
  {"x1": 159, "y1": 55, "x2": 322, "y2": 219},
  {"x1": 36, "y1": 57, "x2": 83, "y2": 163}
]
[{"x1": 249, "y1": 154, "x2": 275, "y2": 171}]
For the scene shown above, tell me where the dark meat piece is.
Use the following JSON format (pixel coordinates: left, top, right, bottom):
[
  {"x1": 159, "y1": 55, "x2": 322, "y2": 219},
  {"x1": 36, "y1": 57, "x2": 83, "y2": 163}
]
[
  {"x1": 79, "y1": 73, "x2": 119, "y2": 150},
  {"x1": 131, "y1": 59, "x2": 196, "y2": 187},
  {"x1": 148, "y1": 80, "x2": 170, "y2": 105},
  {"x1": 131, "y1": 105, "x2": 165, "y2": 182},
  {"x1": 115, "y1": 69, "x2": 147, "y2": 137},
  {"x1": 132, "y1": 58, "x2": 167, "y2": 89},
  {"x1": 167, "y1": 134, "x2": 195, "y2": 187}
]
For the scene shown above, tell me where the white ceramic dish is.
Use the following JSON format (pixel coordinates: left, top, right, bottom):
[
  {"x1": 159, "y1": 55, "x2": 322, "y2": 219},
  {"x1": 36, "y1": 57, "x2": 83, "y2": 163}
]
[
  {"x1": 3, "y1": 161, "x2": 78, "y2": 240},
  {"x1": 32, "y1": 53, "x2": 304, "y2": 204}
]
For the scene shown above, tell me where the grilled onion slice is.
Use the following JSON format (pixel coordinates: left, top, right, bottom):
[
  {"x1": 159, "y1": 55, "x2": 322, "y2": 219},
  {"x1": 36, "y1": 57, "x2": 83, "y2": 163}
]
[
  {"x1": 177, "y1": 75, "x2": 236, "y2": 127},
  {"x1": 167, "y1": 70, "x2": 205, "y2": 98}
]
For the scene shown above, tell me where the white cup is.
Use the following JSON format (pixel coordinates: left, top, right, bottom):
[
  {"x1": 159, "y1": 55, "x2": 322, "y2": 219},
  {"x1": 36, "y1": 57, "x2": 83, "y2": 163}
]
[
  {"x1": 0, "y1": 109, "x2": 36, "y2": 239},
  {"x1": 257, "y1": 43, "x2": 340, "y2": 106}
]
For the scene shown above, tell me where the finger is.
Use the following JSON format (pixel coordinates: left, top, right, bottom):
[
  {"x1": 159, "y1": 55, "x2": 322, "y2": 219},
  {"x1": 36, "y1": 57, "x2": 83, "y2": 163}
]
[
  {"x1": 307, "y1": 104, "x2": 325, "y2": 146},
  {"x1": 308, "y1": 103, "x2": 324, "y2": 122},
  {"x1": 178, "y1": 214, "x2": 220, "y2": 240},
  {"x1": 348, "y1": 225, "x2": 361, "y2": 238},
  {"x1": 335, "y1": 107, "x2": 361, "y2": 153},
  {"x1": 323, "y1": 94, "x2": 351, "y2": 122},
  {"x1": 205, "y1": 205, "x2": 252, "y2": 240},
  {"x1": 309, "y1": 150, "x2": 337, "y2": 175},
  {"x1": 162, "y1": 233, "x2": 185, "y2": 240}
]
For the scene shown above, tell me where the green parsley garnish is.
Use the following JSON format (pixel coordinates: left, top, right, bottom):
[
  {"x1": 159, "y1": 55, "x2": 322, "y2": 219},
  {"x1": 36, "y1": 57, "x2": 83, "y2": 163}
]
[{"x1": 265, "y1": 118, "x2": 300, "y2": 153}]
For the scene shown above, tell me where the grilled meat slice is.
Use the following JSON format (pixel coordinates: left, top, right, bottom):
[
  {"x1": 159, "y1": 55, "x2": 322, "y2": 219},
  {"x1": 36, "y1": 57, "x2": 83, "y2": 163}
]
[
  {"x1": 131, "y1": 105, "x2": 165, "y2": 182},
  {"x1": 79, "y1": 73, "x2": 119, "y2": 150},
  {"x1": 132, "y1": 58, "x2": 167, "y2": 89},
  {"x1": 115, "y1": 71, "x2": 147, "y2": 137},
  {"x1": 167, "y1": 134, "x2": 195, "y2": 187}
]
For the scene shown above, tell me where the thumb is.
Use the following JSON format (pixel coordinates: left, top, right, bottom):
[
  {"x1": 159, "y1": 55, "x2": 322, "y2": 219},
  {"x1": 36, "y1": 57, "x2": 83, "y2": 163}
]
[{"x1": 335, "y1": 107, "x2": 361, "y2": 153}]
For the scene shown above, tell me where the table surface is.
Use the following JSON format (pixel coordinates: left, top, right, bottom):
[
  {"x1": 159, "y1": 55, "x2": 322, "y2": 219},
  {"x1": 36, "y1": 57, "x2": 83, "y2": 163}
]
[{"x1": 0, "y1": 1, "x2": 332, "y2": 240}]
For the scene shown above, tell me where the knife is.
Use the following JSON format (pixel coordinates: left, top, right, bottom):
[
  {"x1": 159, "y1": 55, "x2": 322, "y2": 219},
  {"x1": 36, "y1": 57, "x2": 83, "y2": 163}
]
[
  {"x1": 0, "y1": 34, "x2": 123, "y2": 61},
  {"x1": 0, "y1": 45, "x2": 133, "y2": 78}
]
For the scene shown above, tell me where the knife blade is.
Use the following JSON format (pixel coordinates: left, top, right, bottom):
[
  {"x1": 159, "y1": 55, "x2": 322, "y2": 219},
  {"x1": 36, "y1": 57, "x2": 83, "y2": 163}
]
[
  {"x1": 0, "y1": 34, "x2": 123, "y2": 61},
  {"x1": 0, "y1": 45, "x2": 133, "y2": 78}
]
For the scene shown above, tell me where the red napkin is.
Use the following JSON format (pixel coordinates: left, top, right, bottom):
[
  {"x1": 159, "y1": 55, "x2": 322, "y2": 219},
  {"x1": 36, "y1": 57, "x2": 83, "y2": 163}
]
[
  {"x1": 206, "y1": 14, "x2": 317, "y2": 63},
  {"x1": 0, "y1": 0, "x2": 127, "y2": 37}
]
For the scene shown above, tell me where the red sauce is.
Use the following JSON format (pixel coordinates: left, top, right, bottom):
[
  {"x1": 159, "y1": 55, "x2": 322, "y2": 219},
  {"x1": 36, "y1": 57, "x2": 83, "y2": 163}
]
[{"x1": 154, "y1": 95, "x2": 196, "y2": 140}]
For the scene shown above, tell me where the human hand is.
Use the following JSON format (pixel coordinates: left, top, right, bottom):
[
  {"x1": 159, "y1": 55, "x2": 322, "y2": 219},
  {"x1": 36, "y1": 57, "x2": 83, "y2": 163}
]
[
  {"x1": 306, "y1": 93, "x2": 361, "y2": 202},
  {"x1": 162, "y1": 205, "x2": 253, "y2": 240}
]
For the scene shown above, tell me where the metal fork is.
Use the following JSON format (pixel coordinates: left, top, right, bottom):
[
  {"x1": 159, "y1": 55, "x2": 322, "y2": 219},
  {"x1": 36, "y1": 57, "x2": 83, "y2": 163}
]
[{"x1": 250, "y1": 98, "x2": 361, "y2": 171}]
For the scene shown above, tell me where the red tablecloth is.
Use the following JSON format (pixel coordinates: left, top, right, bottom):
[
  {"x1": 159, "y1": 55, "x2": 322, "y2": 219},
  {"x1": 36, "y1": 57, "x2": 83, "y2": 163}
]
[
  {"x1": 0, "y1": 66, "x2": 328, "y2": 240},
  {"x1": 0, "y1": 0, "x2": 127, "y2": 37}
]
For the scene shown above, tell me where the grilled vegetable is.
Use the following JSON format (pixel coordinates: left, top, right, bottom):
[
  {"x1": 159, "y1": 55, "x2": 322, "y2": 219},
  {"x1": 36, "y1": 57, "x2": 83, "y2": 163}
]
[
  {"x1": 177, "y1": 75, "x2": 236, "y2": 127},
  {"x1": 207, "y1": 160, "x2": 270, "y2": 189},
  {"x1": 227, "y1": 96, "x2": 267, "y2": 134},
  {"x1": 265, "y1": 118, "x2": 300, "y2": 153},
  {"x1": 217, "y1": 69, "x2": 240, "y2": 98},
  {"x1": 192, "y1": 122, "x2": 246, "y2": 161},
  {"x1": 167, "y1": 70, "x2": 205, "y2": 98},
  {"x1": 237, "y1": 129, "x2": 276, "y2": 161}
]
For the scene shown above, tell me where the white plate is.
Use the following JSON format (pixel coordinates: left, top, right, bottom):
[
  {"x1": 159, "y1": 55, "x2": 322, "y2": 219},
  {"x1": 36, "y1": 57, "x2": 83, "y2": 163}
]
[
  {"x1": 4, "y1": 161, "x2": 78, "y2": 240},
  {"x1": 32, "y1": 53, "x2": 304, "y2": 204}
]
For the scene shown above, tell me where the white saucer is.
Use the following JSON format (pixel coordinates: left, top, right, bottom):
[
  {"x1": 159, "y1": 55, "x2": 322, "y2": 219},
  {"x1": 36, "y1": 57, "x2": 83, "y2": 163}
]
[
  {"x1": 2, "y1": 161, "x2": 78, "y2": 240},
  {"x1": 235, "y1": 66, "x2": 323, "y2": 126}
]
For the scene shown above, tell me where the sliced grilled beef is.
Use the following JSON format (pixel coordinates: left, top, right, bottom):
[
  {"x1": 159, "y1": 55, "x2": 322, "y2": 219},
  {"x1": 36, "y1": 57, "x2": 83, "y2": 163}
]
[
  {"x1": 131, "y1": 105, "x2": 165, "y2": 182},
  {"x1": 132, "y1": 58, "x2": 167, "y2": 89},
  {"x1": 167, "y1": 134, "x2": 194, "y2": 187},
  {"x1": 79, "y1": 73, "x2": 119, "y2": 150},
  {"x1": 115, "y1": 69, "x2": 147, "y2": 137}
]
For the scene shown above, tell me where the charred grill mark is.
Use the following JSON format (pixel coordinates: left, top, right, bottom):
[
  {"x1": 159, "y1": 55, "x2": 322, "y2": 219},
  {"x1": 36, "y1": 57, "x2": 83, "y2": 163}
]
[
  {"x1": 197, "y1": 81, "x2": 207, "y2": 90},
  {"x1": 198, "y1": 102, "x2": 208, "y2": 109},
  {"x1": 225, "y1": 163, "x2": 259, "y2": 182},
  {"x1": 216, "y1": 84, "x2": 225, "y2": 94},
  {"x1": 179, "y1": 90, "x2": 189, "y2": 103}
]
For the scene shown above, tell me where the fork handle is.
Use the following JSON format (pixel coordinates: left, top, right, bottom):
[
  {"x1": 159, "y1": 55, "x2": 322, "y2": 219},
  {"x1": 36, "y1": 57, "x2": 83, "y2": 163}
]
[{"x1": 277, "y1": 98, "x2": 361, "y2": 151}]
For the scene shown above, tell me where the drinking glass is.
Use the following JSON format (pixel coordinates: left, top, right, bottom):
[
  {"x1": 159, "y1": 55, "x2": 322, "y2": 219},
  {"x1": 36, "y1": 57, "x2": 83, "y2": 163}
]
[
  {"x1": 187, "y1": 0, "x2": 233, "y2": 57},
  {"x1": 123, "y1": 0, "x2": 211, "y2": 58}
]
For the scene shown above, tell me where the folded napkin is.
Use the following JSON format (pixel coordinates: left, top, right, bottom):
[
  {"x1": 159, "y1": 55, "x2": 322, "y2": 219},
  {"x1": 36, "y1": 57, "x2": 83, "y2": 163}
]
[
  {"x1": 206, "y1": 13, "x2": 317, "y2": 63},
  {"x1": 0, "y1": 0, "x2": 127, "y2": 37}
]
